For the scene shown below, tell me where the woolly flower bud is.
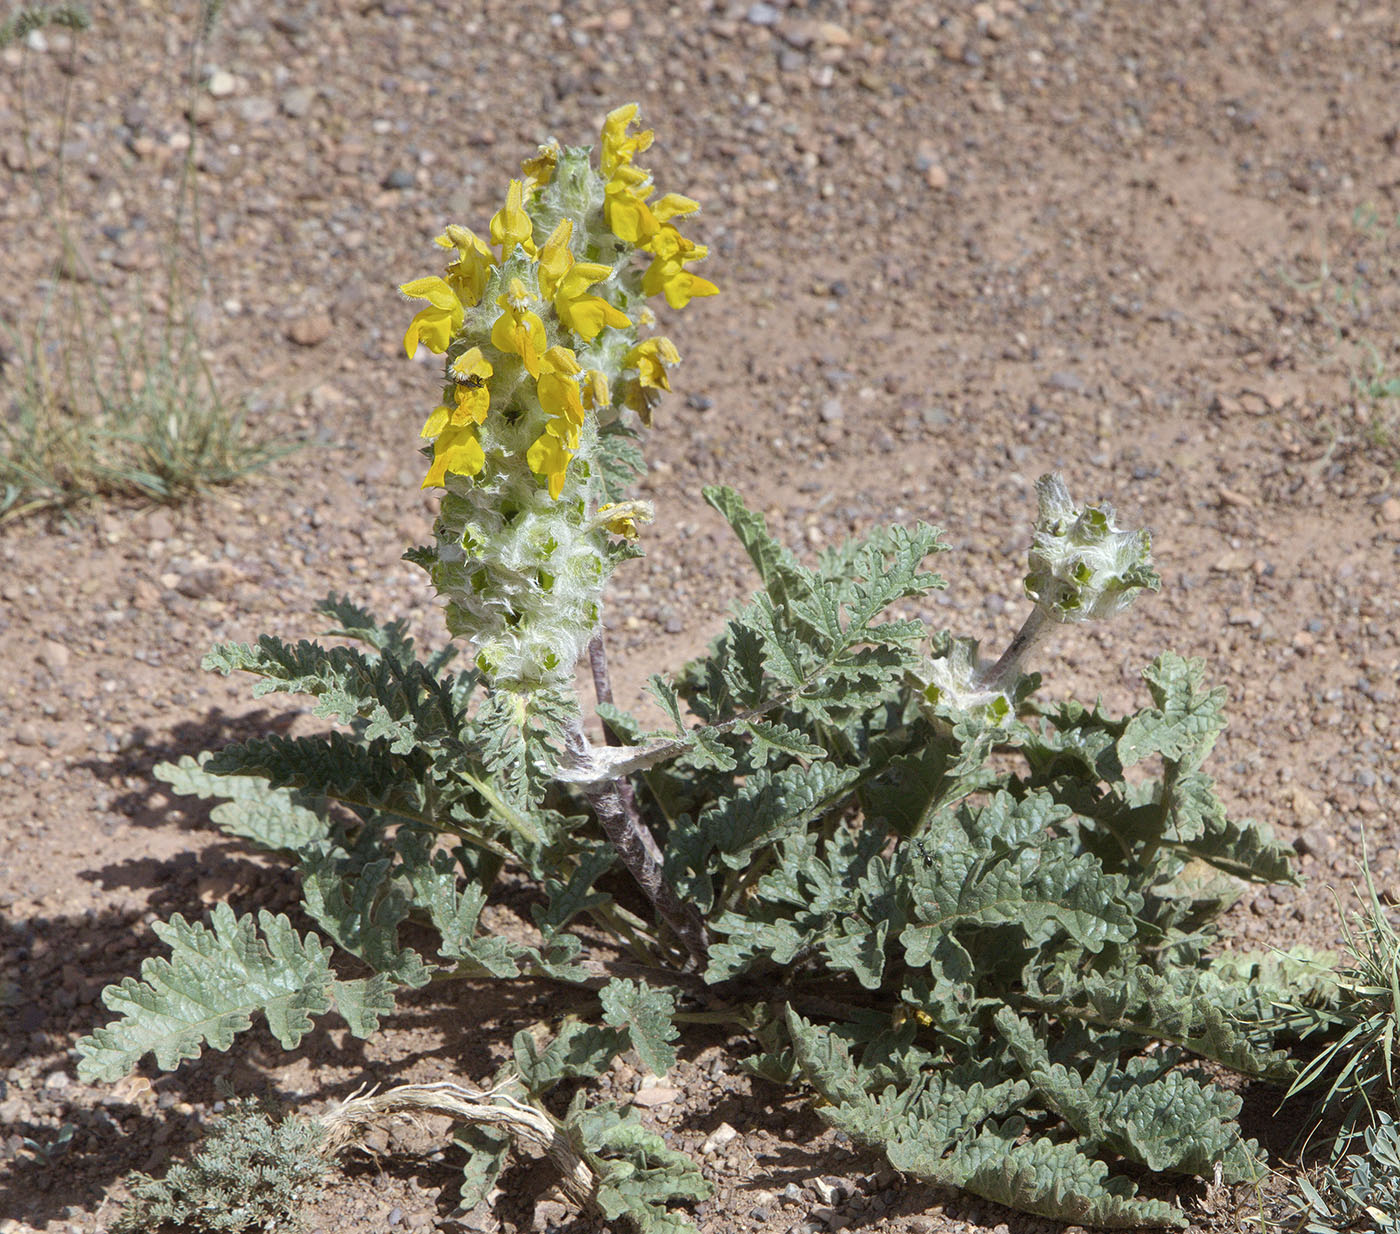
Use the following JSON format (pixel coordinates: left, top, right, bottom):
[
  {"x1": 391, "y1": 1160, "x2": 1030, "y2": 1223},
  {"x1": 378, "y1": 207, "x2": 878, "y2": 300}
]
[
  {"x1": 920, "y1": 635, "x2": 1013, "y2": 723},
  {"x1": 1023, "y1": 474, "x2": 1159, "y2": 624},
  {"x1": 401, "y1": 105, "x2": 714, "y2": 693}
]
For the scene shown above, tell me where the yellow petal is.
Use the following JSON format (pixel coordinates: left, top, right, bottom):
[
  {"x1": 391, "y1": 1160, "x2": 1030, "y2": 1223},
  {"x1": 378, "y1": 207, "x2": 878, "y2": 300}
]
[
  {"x1": 420, "y1": 405, "x2": 451, "y2": 439},
  {"x1": 421, "y1": 425, "x2": 485, "y2": 488},
  {"x1": 399, "y1": 276, "x2": 460, "y2": 310}
]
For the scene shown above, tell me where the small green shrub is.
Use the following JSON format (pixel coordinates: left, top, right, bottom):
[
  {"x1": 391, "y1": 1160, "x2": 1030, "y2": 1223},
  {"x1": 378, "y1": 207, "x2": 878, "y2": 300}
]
[
  {"x1": 115, "y1": 1099, "x2": 328, "y2": 1234},
  {"x1": 1283, "y1": 852, "x2": 1400, "y2": 1155},
  {"x1": 1294, "y1": 1111, "x2": 1400, "y2": 1234},
  {"x1": 0, "y1": 1, "x2": 289, "y2": 522}
]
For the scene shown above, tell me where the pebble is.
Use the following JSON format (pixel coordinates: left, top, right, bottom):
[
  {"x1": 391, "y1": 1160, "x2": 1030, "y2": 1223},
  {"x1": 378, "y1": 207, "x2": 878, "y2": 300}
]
[
  {"x1": 282, "y1": 86, "x2": 316, "y2": 118},
  {"x1": 533, "y1": 1199, "x2": 569, "y2": 1226},
  {"x1": 287, "y1": 312, "x2": 334, "y2": 346},
  {"x1": 1382, "y1": 497, "x2": 1400, "y2": 523},
  {"x1": 207, "y1": 69, "x2": 236, "y2": 97},
  {"x1": 630, "y1": 1084, "x2": 680, "y2": 1107},
  {"x1": 236, "y1": 96, "x2": 276, "y2": 124},
  {"x1": 1294, "y1": 825, "x2": 1334, "y2": 856},
  {"x1": 782, "y1": 1183, "x2": 806, "y2": 1203},
  {"x1": 701, "y1": 1121, "x2": 739, "y2": 1154},
  {"x1": 382, "y1": 167, "x2": 416, "y2": 190},
  {"x1": 747, "y1": 3, "x2": 780, "y2": 25},
  {"x1": 386, "y1": 1207, "x2": 403, "y2": 1226},
  {"x1": 39, "y1": 640, "x2": 70, "y2": 673},
  {"x1": 1048, "y1": 370, "x2": 1088, "y2": 393},
  {"x1": 923, "y1": 163, "x2": 949, "y2": 190}
]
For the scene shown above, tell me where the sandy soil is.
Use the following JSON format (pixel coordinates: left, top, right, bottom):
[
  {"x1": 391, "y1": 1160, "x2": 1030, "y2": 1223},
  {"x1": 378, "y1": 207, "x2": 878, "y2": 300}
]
[{"x1": 2, "y1": 1, "x2": 1399, "y2": 1231}]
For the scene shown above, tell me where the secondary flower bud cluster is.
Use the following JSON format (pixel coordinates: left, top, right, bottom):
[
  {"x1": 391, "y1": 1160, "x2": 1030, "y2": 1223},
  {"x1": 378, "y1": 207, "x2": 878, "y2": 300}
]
[
  {"x1": 919, "y1": 474, "x2": 1159, "y2": 726},
  {"x1": 400, "y1": 105, "x2": 716, "y2": 692},
  {"x1": 1023, "y1": 474, "x2": 1160, "y2": 623}
]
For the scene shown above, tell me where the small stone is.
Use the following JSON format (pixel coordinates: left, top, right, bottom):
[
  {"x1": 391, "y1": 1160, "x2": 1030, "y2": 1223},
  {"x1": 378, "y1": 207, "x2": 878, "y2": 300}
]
[
  {"x1": 1293, "y1": 825, "x2": 1332, "y2": 856},
  {"x1": 386, "y1": 1207, "x2": 403, "y2": 1226},
  {"x1": 603, "y1": 7, "x2": 632, "y2": 31},
  {"x1": 281, "y1": 86, "x2": 316, "y2": 117},
  {"x1": 813, "y1": 1210, "x2": 850, "y2": 1231},
  {"x1": 39, "y1": 640, "x2": 70, "y2": 674},
  {"x1": 43, "y1": 1070, "x2": 71, "y2": 1091},
  {"x1": 701, "y1": 1122, "x2": 739, "y2": 1154},
  {"x1": 631, "y1": 1084, "x2": 680, "y2": 1107},
  {"x1": 1227, "y1": 608, "x2": 1263, "y2": 629},
  {"x1": 206, "y1": 69, "x2": 236, "y2": 97},
  {"x1": 811, "y1": 1178, "x2": 850, "y2": 1205},
  {"x1": 923, "y1": 163, "x2": 949, "y2": 190},
  {"x1": 382, "y1": 167, "x2": 415, "y2": 190},
  {"x1": 1211, "y1": 550, "x2": 1252, "y2": 573},
  {"x1": 236, "y1": 96, "x2": 276, "y2": 124},
  {"x1": 819, "y1": 398, "x2": 844, "y2": 423},
  {"x1": 782, "y1": 1183, "x2": 806, "y2": 1203},
  {"x1": 286, "y1": 312, "x2": 333, "y2": 346},
  {"x1": 533, "y1": 1199, "x2": 569, "y2": 1227},
  {"x1": 1381, "y1": 497, "x2": 1400, "y2": 523},
  {"x1": 746, "y1": 2, "x2": 780, "y2": 25},
  {"x1": 144, "y1": 509, "x2": 176, "y2": 540},
  {"x1": 1048, "y1": 370, "x2": 1087, "y2": 393},
  {"x1": 663, "y1": 616, "x2": 683, "y2": 635}
]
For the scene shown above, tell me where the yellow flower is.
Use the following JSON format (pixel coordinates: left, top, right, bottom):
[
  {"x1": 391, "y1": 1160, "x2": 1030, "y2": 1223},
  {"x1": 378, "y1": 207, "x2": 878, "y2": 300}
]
[
  {"x1": 520, "y1": 140, "x2": 560, "y2": 192},
  {"x1": 490, "y1": 278, "x2": 548, "y2": 378},
  {"x1": 435, "y1": 225, "x2": 496, "y2": 307},
  {"x1": 583, "y1": 368, "x2": 610, "y2": 411},
  {"x1": 652, "y1": 193, "x2": 701, "y2": 225},
  {"x1": 642, "y1": 226, "x2": 718, "y2": 309},
  {"x1": 597, "y1": 501, "x2": 644, "y2": 540},
  {"x1": 604, "y1": 166, "x2": 659, "y2": 245},
  {"x1": 489, "y1": 179, "x2": 536, "y2": 258},
  {"x1": 538, "y1": 219, "x2": 631, "y2": 341},
  {"x1": 526, "y1": 428, "x2": 573, "y2": 499},
  {"x1": 625, "y1": 336, "x2": 680, "y2": 390},
  {"x1": 536, "y1": 219, "x2": 575, "y2": 295},
  {"x1": 624, "y1": 336, "x2": 680, "y2": 426},
  {"x1": 421, "y1": 423, "x2": 485, "y2": 489},
  {"x1": 536, "y1": 345, "x2": 585, "y2": 438},
  {"x1": 416, "y1": 347, "x2": 493, "y2": 437},
  {"x1": 601, "y1": 103, "x2": 653, "y2": 176},
  {"x1": 400, "y1": 276, "x2": 464, "y2": 357}
]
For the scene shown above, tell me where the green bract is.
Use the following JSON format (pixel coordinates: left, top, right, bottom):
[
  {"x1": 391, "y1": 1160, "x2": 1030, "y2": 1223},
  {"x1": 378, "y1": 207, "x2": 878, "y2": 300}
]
[{"x1": 1025, "y1": 472, "x2": 1160, "y2": 622}]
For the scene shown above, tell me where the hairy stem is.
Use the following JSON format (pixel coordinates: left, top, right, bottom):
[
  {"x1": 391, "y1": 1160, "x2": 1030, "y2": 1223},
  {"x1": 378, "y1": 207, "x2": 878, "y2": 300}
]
[
  {"x1": 565, "y1": 717, "x2": 709, "y2": 968},
  {"x1": 587, "y1": 631, "x2": 653, "y2": 856},
  {"x1": 979, "y1": 604, "x2": 1054, "y2": 693}
]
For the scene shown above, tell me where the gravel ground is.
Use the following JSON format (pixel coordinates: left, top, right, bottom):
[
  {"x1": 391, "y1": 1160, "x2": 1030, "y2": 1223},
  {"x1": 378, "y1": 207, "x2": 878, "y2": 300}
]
[{"x1": 1, "y1": 1, "x2": 1399, "y2": 1231}]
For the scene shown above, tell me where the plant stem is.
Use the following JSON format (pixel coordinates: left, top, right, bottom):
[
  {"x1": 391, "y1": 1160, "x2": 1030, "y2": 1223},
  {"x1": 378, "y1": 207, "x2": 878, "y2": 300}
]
[
  {"x1": 585, "y1": 633, "x2": 660, "y2": 863},
  {"x1": 564, "y1": 716, "x2": 709, "y2": 968},
  {"x1": 979, "y1": 604, "x2": 1054, "y2": 693}
]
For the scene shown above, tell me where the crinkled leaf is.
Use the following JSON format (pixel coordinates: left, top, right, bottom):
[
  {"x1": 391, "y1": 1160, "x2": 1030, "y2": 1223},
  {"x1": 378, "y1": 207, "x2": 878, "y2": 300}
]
[
  {"x1": 77, "y1": 905, "x2": 335, "y2": 1081},
  {"x1": 298, "y1": 850, "x2": 430, "y2": 986},
  {"x1": 1117, "y1": 653, "x2": 1227, "y2": 773},
  {"x1": 155, "y1": 754, "x2": 330, "y2": 854},
  {"x1": 600, "y1": 979, "x2": 679, "y2": 1077},
  {"x1": 514, "y1": 1019, "x2": 629, "y2": 1094}
]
